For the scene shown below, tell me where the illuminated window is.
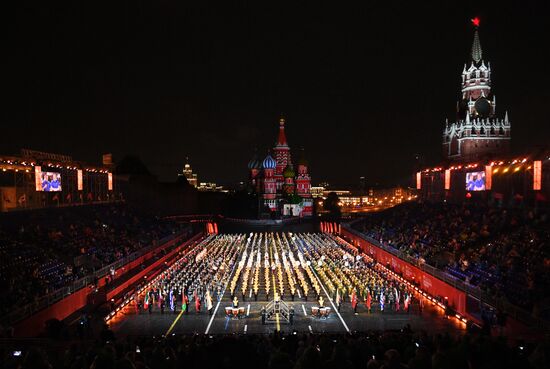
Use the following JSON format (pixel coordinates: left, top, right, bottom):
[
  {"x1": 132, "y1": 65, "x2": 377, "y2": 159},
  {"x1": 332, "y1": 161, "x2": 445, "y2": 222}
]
[
  {"x1": 77, "y1": 170, "x2": 83, "y2": 191},
  {"x1": 534, "y1": 161, "x2": 542, "y2": 190}
]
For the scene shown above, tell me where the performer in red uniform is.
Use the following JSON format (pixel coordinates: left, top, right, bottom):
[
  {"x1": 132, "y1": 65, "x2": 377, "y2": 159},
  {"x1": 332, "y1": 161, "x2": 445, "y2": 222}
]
[
  {"x1": 195, "y1": 295, "x2": 201, "y2": 313},
  {"x1": 351, "y1": 291, "x2": 358, "y2": 314}
]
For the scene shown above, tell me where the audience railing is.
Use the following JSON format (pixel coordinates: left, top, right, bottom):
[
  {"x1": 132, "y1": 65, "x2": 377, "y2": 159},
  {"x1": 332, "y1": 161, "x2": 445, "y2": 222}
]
[
  {"x1": 1, "y1": 230, "x2": 191, "y2": 327},
  {"x1": 341, "y1": 223, "x2": 550, "y2": 330}
]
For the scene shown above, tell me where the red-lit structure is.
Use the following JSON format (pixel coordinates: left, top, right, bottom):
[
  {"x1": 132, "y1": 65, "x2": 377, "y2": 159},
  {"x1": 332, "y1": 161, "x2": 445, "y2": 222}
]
[
  {"x1": 340, "y1": 228, "x2": 472, "y2": 323},
  {"x1": 416, "y1": 153, "x2": 550, "y2": 204},
  {"x1": 422, "y1": 20, "x2": 548, "y2": 205},
  {"x1": 442, "y1": 19, "x2": 511, "y2": 162},
  {"x1": 248, "y1": 117, "x2": 312, "y2": 216},
  {"x1": 12, "y1": 233, "x2": 201, "y2": 337},
  {"x1": 0, "y1": 149, "x2": 114, "y2": 212}
]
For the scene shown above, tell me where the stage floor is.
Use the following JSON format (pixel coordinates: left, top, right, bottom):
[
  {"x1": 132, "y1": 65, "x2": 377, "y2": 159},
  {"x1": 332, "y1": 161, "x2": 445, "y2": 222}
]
[
  {"x1": 110, "y1": 292, "x2": 465, "y2": 337},
  {"x1": 108, "y1": 233, "x2": 467, "y2": 337}
]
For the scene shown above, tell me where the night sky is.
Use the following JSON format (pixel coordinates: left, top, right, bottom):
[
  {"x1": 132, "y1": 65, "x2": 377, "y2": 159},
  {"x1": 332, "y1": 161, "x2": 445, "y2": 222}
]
[{"x1": 5, "y1": 1, "x2": 550, "y2": 187}]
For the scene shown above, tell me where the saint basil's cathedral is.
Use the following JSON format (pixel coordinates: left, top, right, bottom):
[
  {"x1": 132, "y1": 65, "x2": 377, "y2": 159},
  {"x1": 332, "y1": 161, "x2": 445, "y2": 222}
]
[{"x1": 247, "y1": 117, "x2": 313, "y2": 217}]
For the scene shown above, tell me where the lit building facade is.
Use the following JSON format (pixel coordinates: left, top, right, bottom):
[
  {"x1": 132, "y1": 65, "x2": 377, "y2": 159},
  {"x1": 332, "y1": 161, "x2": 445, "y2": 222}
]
[
  {"x1": 198, "y1": 182, "x2": 226, "y2": 192},
  {"x1": 443, "y1": 19, "x2": 511, "y2": 162},
  {"x1": 310, "y1": 186, "x2": 325, "y2": 198},
  {"x1": 181, "y1": 159, "x2": 198, "y2": 187},
  {"x1": 248, "y1": 117, "x2": 312, "y2": 216},
  {"x1": 317, "y1": 187, "x2": 415, "y2": 209}
]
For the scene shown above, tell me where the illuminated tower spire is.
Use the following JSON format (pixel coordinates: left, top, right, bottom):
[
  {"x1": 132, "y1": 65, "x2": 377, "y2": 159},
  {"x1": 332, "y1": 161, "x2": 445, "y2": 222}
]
[
  {"x1": 471, "y1": 29, "x2": 482, "y2": 63},
  {"x1": 182, "y1": 156, "x2": 198, "y2": 187},
  {"x1": 442, "y1": 17, "x2": 511, "y2": 161},
  {"x1": 273, "y1": 115, "x2": 291, "y2": 191},
  {"x1": 276, "y1": 116, "x2": 288, "y2": 147},
  {"x1": 471, "y1": 17, "x2": 482, "y2": 63},
  {"x1": 296, "y1": 148, "x2": 312, "y2": 216}
]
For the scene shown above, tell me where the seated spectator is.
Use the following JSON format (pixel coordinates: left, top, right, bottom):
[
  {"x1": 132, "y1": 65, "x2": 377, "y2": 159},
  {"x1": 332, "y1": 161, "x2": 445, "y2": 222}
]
[
  {"x1": 0, "y1": 203, "x2": 189, "y2": 318},
  {"x1": 352, "y1": 201, "x2": 549, "y2": 313}
]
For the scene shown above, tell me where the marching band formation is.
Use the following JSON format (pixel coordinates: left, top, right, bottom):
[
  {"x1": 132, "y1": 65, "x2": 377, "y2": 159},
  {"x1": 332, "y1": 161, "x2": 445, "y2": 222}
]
[
  {"x1": 300, "y1": 234, "x2": 415, "y2": 314},
  {"x1": 138, "y1": 234, "x2": 242, "y2": 315},
  {"x1": 136, "y1": 232, "x2": 419, "y2": 317}
]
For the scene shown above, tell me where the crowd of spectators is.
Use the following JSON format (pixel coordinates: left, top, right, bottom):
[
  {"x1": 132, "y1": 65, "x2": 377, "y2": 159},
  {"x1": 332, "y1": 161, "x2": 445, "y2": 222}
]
[
  {"x1": 0, "y1": 204, "x2": 186, "y2": 317},
  {"x1": 1, "y1": 328, "x2": 547, "y2": 369},
  {"x1": 352, "y1": 202, "x2": 549, "y2": 313}
]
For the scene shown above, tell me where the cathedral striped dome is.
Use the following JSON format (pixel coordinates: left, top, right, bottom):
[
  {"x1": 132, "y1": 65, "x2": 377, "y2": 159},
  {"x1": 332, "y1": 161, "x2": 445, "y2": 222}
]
[
  {"x1": 247, "y1": 154, "x2": 261, "y2": 170},
  {"x1": 283, "y1": 164, "x2": 295, "y2": 178},
  {"x1": 262, "y1": 154, "x2": 277, "y2": 169}
]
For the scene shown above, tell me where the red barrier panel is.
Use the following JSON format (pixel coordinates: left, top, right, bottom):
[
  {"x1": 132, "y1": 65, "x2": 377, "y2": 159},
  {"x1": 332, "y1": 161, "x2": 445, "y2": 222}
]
[
  {"x1": 13, "y1": 233, "x2": 202, "y2": 337},
  {"x1": 12, "y1": 287, "x2": 92, "y2": 337},
  {"x1": 106, "y1": 233, "x2": 202, "y2": 300},
  {"x1": 341, "y1": 229, "x2": 468, "y2": 319}
]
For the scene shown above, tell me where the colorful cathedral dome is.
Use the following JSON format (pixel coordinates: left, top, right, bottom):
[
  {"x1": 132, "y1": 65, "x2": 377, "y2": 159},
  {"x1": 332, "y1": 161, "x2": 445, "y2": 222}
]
[
  {"x1": 247, "y1": 154, "x2": 261, "y2": 170},
  {"x1": 283, "y1": 164, "x2": 295, "y2": 178},
  {"x1": 262, "y1": 154, "x2": 277, "y2": 169},
  {"x1": 246, "y1": 117, "x2": 312, "y2": 217}
]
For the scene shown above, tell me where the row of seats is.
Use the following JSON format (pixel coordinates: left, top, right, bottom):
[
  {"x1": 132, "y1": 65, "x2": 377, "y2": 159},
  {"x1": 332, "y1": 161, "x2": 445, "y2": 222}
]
[
  {"x1": 353, "y1": 202, "x2": 549, "y2": 312},
  {"x1": 0, "y1": 203, "x2": 187, "y2": 318}
]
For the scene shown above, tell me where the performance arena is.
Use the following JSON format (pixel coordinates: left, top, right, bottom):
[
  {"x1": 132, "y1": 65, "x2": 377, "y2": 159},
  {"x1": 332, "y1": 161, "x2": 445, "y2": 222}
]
[
  {"x1": 0, "y1": 204, "x2": 548, "y2": 369},
  {"x1": 1, "y1": 150, "x2": 548, "y2": 368},
  {"x1": 108, "y1": 232, "x2": 465, "y2": 337}
]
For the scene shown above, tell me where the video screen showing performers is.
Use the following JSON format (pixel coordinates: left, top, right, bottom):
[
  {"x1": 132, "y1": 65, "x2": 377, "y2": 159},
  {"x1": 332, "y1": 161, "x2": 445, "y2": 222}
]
[
  {"x1": 39, "y1": 172, "x2": 62, "y2": 192},
  {"x1": 465, "y1": 171, "x2": 486, "y2": 191}
]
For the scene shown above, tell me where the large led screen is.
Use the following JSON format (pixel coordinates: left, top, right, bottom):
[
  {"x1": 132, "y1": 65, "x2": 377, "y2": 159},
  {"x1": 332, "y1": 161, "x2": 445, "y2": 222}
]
[
  {"x1": 465, "y1": 171, "x2": 485, "y2": 191},
  {"x1": 40, "y1": 172, "x2": 62, "y2": 192}
]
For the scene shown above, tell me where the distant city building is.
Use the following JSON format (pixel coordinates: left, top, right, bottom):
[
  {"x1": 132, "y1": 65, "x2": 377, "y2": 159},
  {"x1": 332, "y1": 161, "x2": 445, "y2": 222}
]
[
  {"x1": 315, "y1": 186, "x2": 415, "y2": 208},
  {"x1": 102, "y1": 153, "x2": 114, "y2": 168},
  {"x1": 337, "y1": 196, "x2": 369, "y2": 207},
  {"x1": 323, "y1": 189, "x2": 351, "y2": 197},
  {"x1": 248, "y1": 117, "x2": 312, "y2": 216},
  {"x1": 180, "y1": 158, "x2": 198, "y2": 187},
  {"x1": 443, "y1": 19, "x2": 511, "y2": 162},
  {"x1": 198, "y1": 182, "x2": 227, "y2": 192},
  {"x1": 310, "y1": 186, "x2": 325, "y2": 198},
  {"x1": 359, "y1": 176, "x2": 367, "y2": 192},
  {"x1": 320, "y1": 189, "x2": 365, "y2": 207}
]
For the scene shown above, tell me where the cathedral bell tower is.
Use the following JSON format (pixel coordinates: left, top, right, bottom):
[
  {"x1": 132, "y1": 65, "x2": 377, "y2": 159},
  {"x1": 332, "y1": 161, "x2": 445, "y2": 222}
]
[
  {"x1": 296, "y1": 149, "x2": 312, "y2": 216},
  {"x1": 273, "y1": 116, "x2": 291, "y2": 191}
]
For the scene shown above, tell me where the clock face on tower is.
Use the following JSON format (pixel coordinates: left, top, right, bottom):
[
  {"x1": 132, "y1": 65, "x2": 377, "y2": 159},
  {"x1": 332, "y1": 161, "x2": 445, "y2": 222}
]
[{"x1": 474, "y1": 97, "x2": 491, "y2": 118}]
